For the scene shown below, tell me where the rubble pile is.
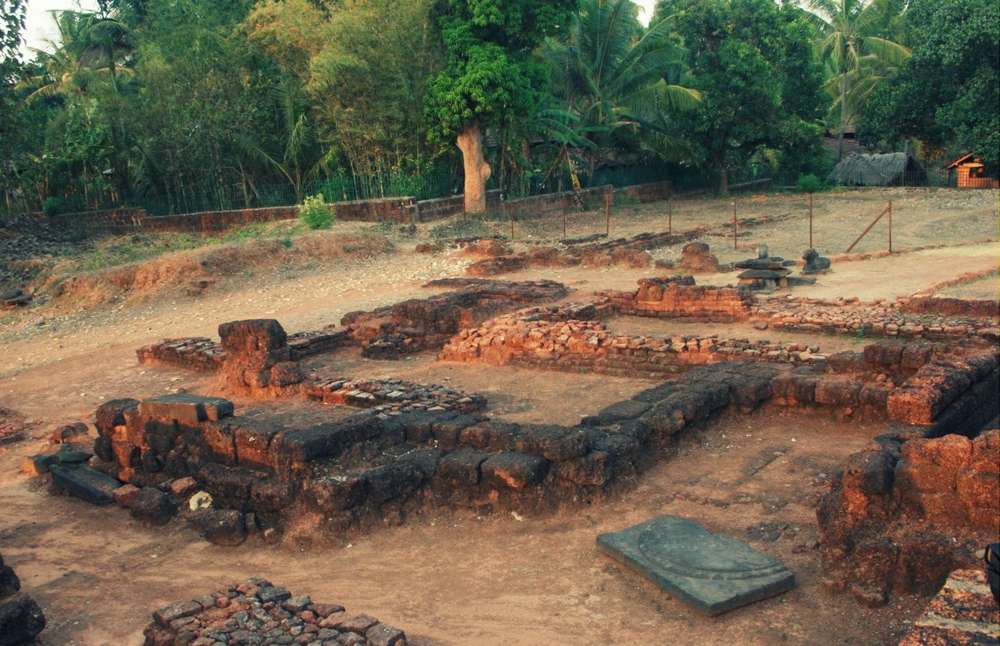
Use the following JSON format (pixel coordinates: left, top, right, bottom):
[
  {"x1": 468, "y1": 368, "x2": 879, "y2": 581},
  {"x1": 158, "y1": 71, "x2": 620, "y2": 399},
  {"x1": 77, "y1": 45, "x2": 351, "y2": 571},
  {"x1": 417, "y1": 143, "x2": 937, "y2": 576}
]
[{"x1": 143, "y1": 578, "x2": 407, "y2": 646}]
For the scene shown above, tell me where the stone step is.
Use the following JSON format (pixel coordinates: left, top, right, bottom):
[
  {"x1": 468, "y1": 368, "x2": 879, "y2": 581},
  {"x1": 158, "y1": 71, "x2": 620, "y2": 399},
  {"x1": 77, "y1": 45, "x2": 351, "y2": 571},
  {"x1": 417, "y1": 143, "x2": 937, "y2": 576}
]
[{"x1": 50, "y1": 464, "x2": 123, "y2": 506}]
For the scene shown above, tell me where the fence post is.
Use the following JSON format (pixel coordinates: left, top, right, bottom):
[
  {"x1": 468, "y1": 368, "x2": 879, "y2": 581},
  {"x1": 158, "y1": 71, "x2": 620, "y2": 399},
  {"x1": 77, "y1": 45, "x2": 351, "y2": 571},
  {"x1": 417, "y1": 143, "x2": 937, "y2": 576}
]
[
  {"x1": 808, "y1": 192, "x2": 813, "y2": 249},
  {"x1": 508, "y1": 202, "x2": 514, "y2": 241},
  {"x1": 668, "y1": 195, "x2": 673, "y2": 235},
  {"x1": 604, "y1": 187, "x2": 612, "y2": 236},
  {"x1": 732, "y1": 201, "x2": 737, "y2": 249},
  {"x1": 563, "y1": 209, "x2": 567, "y2": 240},
  {"x1": 888, "y1": 200, "x2": 892, "y2": 253}
]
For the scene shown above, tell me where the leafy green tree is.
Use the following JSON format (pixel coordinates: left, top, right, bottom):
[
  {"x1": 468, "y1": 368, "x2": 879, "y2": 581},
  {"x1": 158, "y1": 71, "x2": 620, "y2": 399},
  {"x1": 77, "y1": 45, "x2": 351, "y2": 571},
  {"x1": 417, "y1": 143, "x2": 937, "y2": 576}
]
[
  {"x1": 425, "y1": 0, "x2": 577, "y2": 212},
  {"x1": 546, "y1": 0, "x2": 701, "y2": 179},
  {"x1": 247, "y1": 0, "x2": 442, "y2": 198},
  {"x1": 672, "y1": 0, "x2": 826, "y2": 191},
  {"x1": 1, "y1": 0, "x2": 26, "y2": 210},
  {"x1": 859, "y1": 0, "x2": 999, "y2": 171},
  {"x1": 805, "y1": 0, "x2": 910, "y2": 159}
]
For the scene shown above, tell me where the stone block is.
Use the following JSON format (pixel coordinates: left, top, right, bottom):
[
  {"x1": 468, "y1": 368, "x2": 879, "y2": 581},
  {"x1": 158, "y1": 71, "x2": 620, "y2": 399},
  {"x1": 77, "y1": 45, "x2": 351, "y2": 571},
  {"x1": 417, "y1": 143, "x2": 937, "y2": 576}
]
[
  {"x1": 308, "y1": 474, "x2": 367, "y2": 512},
  {"x1": 513, "y1": 425, "x2": 590, "y2": 461},
  {"x1": 196, "y1": 509, "x2": 247, "y2": 546},
  {"x1": 437, "y1": 449, "x2": 491, "y2": 485},
  {"x1": 481, "y1": 452, "x2": 549, "y2": 489},
  {"x1": 366, "y1": 622, "x2": 407, "y2": 646},
  {"x1": 362, "y1": 462, "x2": 423, "y2": 505},
  {"x1": 139, "y1": 394, "x2": 234, "y2": 425},
  {"x1": 130, "y1": 487, "x2": 178, "y2": 525},
  {"x1": 113, "y1": 483, "x2": 141, "y2": 508},
  {"x1": 95, "y1": 398, "x2": 140, "y2": 436},
  {"x1": 597, "y1": 515, "x2": 795, "y2": 615},
  {"x1": 153, "y1": 600, "x2": 202, "y2": 627},
  {"x1": 50, "y1": 464, "x2": 121, "y2": 505}
]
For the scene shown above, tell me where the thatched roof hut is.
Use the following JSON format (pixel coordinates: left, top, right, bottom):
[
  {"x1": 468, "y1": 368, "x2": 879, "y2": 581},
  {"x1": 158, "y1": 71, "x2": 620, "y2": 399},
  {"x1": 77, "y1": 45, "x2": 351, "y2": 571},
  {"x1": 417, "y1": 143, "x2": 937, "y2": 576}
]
[{"x1": 827, "y1": 152, "x2": 926, "y2": 186}]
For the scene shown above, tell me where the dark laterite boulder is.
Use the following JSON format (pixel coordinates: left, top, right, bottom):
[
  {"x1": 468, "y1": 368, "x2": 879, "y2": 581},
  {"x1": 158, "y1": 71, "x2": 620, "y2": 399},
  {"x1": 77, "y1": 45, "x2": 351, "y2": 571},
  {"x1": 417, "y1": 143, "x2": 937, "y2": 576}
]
[
  {"x1": 196, "y1": 509, "x2": 247, "y2": 546},
  {"x1": 94, "y1": 398, "x2": 140, "y2": 436},
  {"x1": 0, "y1": 594, "x2": 46, "y2": 646},
  {"x1": 130, "y1": 487, "x2": 178, "y2": 525}
]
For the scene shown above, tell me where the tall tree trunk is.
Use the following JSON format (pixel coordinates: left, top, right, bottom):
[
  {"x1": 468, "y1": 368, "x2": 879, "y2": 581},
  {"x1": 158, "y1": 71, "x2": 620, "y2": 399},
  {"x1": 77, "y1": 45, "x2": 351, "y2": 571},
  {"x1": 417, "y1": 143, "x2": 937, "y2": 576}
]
[
  {"x1": 456, "y1": 121, "x2": 491, "y2": 213},
  {"x1": 719, "y1": 166, "x2": 729, "y2": 194},
  {"x1": 837, "y1": 72, "x2": 848, "y2": 161}
]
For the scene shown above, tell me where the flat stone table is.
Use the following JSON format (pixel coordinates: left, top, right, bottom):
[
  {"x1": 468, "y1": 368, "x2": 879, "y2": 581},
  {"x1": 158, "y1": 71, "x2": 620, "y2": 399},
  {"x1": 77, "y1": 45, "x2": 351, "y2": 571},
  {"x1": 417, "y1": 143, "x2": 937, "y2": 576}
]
[{"x1": 597, "y1": 515, "x2": 796, "y2": 615}]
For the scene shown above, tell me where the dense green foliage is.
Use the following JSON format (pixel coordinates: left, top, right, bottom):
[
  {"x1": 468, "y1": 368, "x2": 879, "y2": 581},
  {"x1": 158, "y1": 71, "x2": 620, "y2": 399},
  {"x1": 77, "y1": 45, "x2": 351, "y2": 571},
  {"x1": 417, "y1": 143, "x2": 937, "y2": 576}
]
[
  {"x1": 1, "y1": 0, "x2": 997, "y2": 216},
  {"x1": 859, "y1": 0, "x2": 1000, "y2": 171},
  {"x1": 668, "y1": 0, "x2": 827, "y2": 190}
]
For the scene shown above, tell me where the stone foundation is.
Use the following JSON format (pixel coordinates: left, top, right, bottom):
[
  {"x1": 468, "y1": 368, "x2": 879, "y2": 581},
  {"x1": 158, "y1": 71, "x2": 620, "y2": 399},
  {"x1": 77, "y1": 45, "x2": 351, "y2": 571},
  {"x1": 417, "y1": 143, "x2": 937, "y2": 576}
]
[
  {"x1": 605, "y1": 276, "x2": 754, "y2": 322},
  {"x1": 89, "y1": 357, "x2": 794, "y2": 540},
  {"x1": 440, "y1": 303, "x2": 822, "y2": 379},
  {"x1": 818, "y1": 429, "x2": 999, "y2": 606},
  {"x1": 137, "y1": 279, "x2": 569, "y2": 370},
  {"x1": 464, "y1": 229, "x2": 705, "y2": 276},
  {"x1": 754, "y1": 296, "x2": 999, "y2": 341},
  {"x1": 143, "y1": 578, "x2": 408, "y2": 646}
]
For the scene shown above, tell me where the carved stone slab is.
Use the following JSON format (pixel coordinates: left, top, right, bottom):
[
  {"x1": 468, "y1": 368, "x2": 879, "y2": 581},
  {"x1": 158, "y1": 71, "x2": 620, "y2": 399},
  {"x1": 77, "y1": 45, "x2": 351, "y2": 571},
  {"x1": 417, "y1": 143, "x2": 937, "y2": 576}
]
[{"x1": 597, "y1": 515, "x2": 796, "y2": 615}]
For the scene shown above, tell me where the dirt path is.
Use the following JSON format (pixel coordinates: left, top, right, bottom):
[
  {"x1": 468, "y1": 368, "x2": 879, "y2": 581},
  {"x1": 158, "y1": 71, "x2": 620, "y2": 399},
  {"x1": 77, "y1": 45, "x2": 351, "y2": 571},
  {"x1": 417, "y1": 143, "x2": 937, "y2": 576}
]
[{"x1": 0, "y1": 409, "x2": 924, "y2": 646}]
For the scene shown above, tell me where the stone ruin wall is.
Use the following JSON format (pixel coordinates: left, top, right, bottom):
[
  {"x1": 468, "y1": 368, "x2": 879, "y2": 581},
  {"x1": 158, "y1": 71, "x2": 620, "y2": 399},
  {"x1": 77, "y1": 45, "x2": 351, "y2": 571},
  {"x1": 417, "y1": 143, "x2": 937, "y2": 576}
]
[
  {"x1": 90, "y1": 359, "x2": 792, "y2": 541},
  {"x1": 818, "y1": 429, "x2": 999, "y2": 606},
  {"x1": 753, "y1": 296, "x2": 999, "y2": 342},
  {"x1": 439, "y1": 303, "x2": 822, "y2": 380},
  {"x1": 136, "y1": 279, "x2": 569, "y2": 371},
  {"x1": 603, "y1": 276, "x2": 755, "y2": 322}
]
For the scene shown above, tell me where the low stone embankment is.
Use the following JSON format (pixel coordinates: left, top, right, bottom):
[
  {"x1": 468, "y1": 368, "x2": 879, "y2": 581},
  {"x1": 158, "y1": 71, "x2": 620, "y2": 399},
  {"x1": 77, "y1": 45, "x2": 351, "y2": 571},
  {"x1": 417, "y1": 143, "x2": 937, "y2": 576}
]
[
  {"x1": 143, "y1": 578, "x2": 407, "y2": 646},
  {"x1": 465, "y1": 229, "x2": 705, "y2": 276},
  {"x1": 439, "y1": 303, "x2": 822, "y2": 379},
  {"x1": 137, "y1": 279, "x2": 568, "y2": 370},
  {"x1": 818, "y1": 429, "x2": 999, "y2": 607},
  {"x1": 753, "y1": 295, "x2": 999, "y2": 341}
]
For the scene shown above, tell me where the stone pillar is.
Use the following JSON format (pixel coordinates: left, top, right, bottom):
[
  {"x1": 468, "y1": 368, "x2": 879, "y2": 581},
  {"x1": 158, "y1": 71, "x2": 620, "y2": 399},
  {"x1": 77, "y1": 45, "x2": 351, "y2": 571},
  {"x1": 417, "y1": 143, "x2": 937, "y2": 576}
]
[{"x1": 218, "y1": 319, "x2": 302, "y2": 396}]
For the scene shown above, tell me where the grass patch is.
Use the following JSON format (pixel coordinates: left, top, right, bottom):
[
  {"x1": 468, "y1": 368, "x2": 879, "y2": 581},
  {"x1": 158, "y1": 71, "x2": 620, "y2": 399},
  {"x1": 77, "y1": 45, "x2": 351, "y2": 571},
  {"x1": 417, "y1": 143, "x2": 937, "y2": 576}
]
[{"x1": 68, "y1": 220, "x2": 311, "y2": 273}]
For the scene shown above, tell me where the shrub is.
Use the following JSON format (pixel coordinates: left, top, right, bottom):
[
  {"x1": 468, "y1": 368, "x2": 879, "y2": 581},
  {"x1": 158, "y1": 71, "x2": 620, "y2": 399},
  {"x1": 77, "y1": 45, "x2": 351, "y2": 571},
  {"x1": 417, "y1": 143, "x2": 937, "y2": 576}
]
[
  {"x1": 42, "y1": 196, "x2": 66, "y2": 216},
  {"x1": 796, "y1": 174, "x2": 825, "y2": 193},
  {"x1": 298, "y1": 193, "x2": 333, "y2": 229}
]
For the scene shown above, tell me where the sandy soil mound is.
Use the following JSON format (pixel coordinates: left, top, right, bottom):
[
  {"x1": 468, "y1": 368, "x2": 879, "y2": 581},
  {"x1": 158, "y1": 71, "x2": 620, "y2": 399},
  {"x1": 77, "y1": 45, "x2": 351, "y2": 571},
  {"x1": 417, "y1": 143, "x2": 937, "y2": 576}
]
[{"x1": 41, "y1": 231, "x2": 392, "y2": 309}]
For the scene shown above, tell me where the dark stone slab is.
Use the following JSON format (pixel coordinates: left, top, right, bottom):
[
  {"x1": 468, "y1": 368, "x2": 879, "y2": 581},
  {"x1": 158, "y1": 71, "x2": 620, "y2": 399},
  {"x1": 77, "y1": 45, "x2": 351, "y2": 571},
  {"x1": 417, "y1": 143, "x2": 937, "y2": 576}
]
[
  {"x1": 139, "y1": 394, "x2": 234, "y2": 424},
  {"x1": 257, "y1": 585, "x2": 291, "y2": 604},
  {"x1": 597, "y1": 515, "x2": 795, "y2": 615},
  {"x1": 50, "y1": 464, "x2": 122, "y2": 506}
]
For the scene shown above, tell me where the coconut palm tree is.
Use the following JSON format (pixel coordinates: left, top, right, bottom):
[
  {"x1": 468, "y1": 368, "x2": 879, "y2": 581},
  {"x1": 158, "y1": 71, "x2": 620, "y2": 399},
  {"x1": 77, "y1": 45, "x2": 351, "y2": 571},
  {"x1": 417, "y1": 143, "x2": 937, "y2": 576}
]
[
  {"x1": 805, "y1": 0, "x2": 910, "y2": 159},
  {"x1": 546, "y1": 0, "x2": 701, "y2": 180}
]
